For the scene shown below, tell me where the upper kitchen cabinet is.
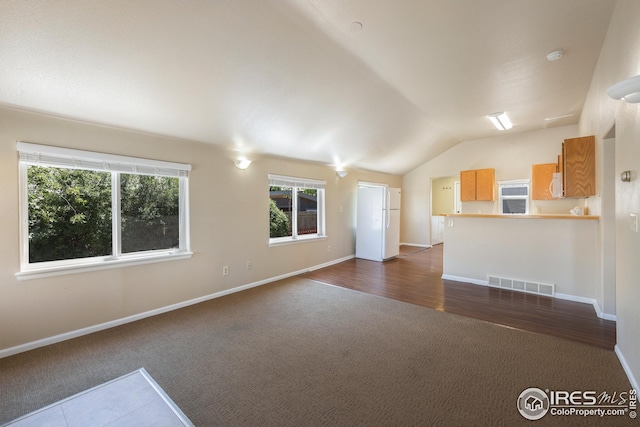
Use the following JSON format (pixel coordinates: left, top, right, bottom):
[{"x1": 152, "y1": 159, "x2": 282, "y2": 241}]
[
  {"x1": 460, "y1": 168, "x2": 495, "y2": 201},
  {"x1": 563, "y1": 136, "x2": 595, "y2": 198},
  {"x1": 532, "y1": 163, "x2": 558, "y2": 200}
]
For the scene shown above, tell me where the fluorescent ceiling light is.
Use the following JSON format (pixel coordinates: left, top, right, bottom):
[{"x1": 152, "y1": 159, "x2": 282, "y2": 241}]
[
  {"x1": 487, "y1": 112, "x2": 512, "y2": 130},
  {"x1": 607, "y1": 74, "x2": 640, "y2": 103}
]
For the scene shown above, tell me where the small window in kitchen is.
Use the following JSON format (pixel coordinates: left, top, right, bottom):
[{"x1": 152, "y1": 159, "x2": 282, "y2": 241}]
[{"x1": 499, "y1": 180, "x2": 529, "y2": 215}]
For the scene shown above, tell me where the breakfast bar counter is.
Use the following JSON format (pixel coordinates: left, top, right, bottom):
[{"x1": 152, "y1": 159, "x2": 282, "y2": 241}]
[{"x1": 441, "y1": 213, "x2": 601, "y2": 311}]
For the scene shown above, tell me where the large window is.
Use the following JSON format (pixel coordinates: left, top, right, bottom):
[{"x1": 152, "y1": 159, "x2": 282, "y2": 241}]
[
  {"x1": 268, "y1": 174, "x2": 325, "y2": 244},
  {"x1": 17, "y1": 142, "x2": 191, "y2": 278}
]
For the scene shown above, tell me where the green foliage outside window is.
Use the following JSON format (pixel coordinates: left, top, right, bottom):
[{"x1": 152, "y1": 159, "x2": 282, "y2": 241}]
[
  {"x1": 28, "y1": 166, "x2": 112, "y2": 262},
  {"x1": 121, "y1": 174, "x2": 179, "y2": 253},
  {"x1": 27, "y1": 166, "x2": 180, "y2": 263},
  {"x1": 269, "y1": 199, "x2": 290, "y2": 238}
]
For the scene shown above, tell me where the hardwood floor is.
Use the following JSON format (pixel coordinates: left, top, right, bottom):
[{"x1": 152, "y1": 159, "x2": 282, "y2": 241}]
[{"x1": 302, "y1": 244, "x2": 616, "y2": 350}]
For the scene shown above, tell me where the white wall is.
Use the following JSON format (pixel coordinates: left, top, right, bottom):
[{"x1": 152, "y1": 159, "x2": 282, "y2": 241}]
[
  {"x1": 401, "y1": 125, "x2": 581, "y2": 246},
  {"x1": 0, "y1": 106, "x2": 401, "y2": 353},
  {"x1": 578, "y1": 0, "x2": 640, "y2": 390},
  {"x1": 443, "y1": 216, "x2": 600, "y2": 303}
]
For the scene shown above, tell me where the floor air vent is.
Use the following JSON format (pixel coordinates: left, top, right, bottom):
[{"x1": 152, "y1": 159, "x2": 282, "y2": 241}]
[{"x1": 487, "y1": 275, "x2": 555, "y2": 297}]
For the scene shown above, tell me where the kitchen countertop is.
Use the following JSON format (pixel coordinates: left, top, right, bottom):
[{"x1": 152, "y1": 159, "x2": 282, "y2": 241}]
[{"x1": 441, "y1": 213, "x2": 599, "y2": 220}]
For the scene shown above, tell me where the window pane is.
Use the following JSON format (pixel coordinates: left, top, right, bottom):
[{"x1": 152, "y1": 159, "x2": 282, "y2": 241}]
[
  {"x1": 502, "y1": 199, "x2": 527, "y2": 214},
  {"x1": 269, "y1": 186, "x2": 292, "y2": 238},
  {"x1": 297, "y1": 188, "x2": 318, "y2": 235},
  {"x1": 502, "y1": 186, "x2": 528, "y2": 196},
  {"x1": 120, "y1": 174, "x2": 180, "y2": 253},
  {"x1": 28, "y1": 165, "x2": 112, "y2": 263}
]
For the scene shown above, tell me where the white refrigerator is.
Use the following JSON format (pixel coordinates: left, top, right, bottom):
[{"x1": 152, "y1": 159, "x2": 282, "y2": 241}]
[{"x1": 356, "y1": 185, "x2": 401, "y2": 261}]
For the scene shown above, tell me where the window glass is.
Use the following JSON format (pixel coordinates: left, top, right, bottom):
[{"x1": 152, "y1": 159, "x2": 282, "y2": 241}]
[
  {"x1": 269, "y1": 186, "x2": 293, "y2": 238},
  {"x1": 501, "y1": 187, "x2": 528, "y2": 196},
  {"x1": 502, "y1": 199, "x2": 527, "y2": 214},
  {"x1": 296, "y1": 188, "x2": 318, "y2": 235},
  {"x1": 267, "y1": 174, "x2": 325, "y2": 244},
  {"x1": 27, "y1": 166, "x2": 112, "y2": 263},
  {"x1": 121, "y1": 174, "x2": 180, "y2": 253}
]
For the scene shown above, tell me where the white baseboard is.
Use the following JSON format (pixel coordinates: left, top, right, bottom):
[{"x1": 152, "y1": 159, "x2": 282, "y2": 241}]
[
  {"x1": 400, "y1": 242, "x2": 432, "y2": 248},
  {"x1": 306, "y1": 255, "x2": 354, "y2": 272},
  {"x1": 442, "y1": 275, "x2": 617, "y2": 321},
  {"x1": 0, "y1": 255, "x2": 354, "y2": 359},
  {"x1": 615, "y1": 345, "x2": 639, "y2": 392},
  {"x1": 441, "y1": 274, "x2": 488, "y2": 286},
  {"x1": 555, "y1": 293, "x2": 617, "y2": 321}
]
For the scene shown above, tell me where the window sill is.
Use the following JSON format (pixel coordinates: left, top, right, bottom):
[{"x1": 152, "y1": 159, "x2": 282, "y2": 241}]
[
  {"x1": 269, "y1": 234, "x2": 327, "y2": 247},
  {"x1": 15, "y1": 251, "x2": 193, "y2": 281}
]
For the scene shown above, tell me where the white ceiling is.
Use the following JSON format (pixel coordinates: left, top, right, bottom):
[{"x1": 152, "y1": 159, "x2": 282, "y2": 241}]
[{"x1": 0, "y1": 0, "x2": 617, "y2": 174}]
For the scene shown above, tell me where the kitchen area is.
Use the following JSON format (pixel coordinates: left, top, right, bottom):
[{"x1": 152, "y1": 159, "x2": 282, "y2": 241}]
[{"x1": 435, "y1": 135, "x2": 614, "y2": 320}]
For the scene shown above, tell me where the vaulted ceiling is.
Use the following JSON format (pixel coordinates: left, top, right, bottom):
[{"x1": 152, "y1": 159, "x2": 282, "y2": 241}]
[{"x1": 0, "y1": 0, "x2": 617, "y2": 174}]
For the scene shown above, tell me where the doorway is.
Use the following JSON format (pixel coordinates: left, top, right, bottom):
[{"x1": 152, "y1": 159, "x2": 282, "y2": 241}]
[{"x1": 431, "y1": 175, "x2": 459, "y2": 245}]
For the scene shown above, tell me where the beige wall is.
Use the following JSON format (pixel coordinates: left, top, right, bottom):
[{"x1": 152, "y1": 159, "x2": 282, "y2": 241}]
[
  {"x1": 578, "y1": 0, "x2": 640, "y2": 389},
  {"x1": 401, "y1": 125, "x2": 581, "y2": 245},
  {"x1": 431, "y1": 176, "x2": 458, "y2": 216},
  {"x1": 443, "y1": 217, "x2": 600, "y2": 302},
  {"x1": 0, "y1": 106, "x2": 400, "y2": 352}
]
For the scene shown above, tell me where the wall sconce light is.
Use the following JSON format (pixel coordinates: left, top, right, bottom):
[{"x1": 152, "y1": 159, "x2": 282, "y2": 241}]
[
  {"x1": 234, "y1": 159, "x2": 252, "y2": 170},
  {"x1": 336, "y1": 170, "x2": 348, "y2": 179},
  {"x1": 621, "y1": 170, "x2": 632, "y2": 182},
  {"x1": 607, "y1": 74, "x2": 640, "y2": 103},
  {"x1": 487, "y1": 112, "x2": 512, "y2": 130}
]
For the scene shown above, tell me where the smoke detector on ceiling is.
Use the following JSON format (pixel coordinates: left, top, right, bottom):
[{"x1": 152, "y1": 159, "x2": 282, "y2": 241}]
[
  {"x1": 546, "y1": 50, "x2": 564, "y2": 61},
  {"x1": 349, "y1": 21, "x2": 363, "y2": 32}
]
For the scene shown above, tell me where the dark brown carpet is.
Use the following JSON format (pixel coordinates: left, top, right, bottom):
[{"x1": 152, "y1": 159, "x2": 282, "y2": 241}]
[{"x1": 0, "y1": 277, "x2": 634, "y2": 426}]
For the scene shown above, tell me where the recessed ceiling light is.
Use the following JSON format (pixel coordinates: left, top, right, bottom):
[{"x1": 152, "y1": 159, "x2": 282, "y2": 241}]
[
  {"x1": 349, "y1": 21, "x2": 363, "y2": 32},
  {"x1": 546, "y1": 50, "x2": 564, "y2": 61}
]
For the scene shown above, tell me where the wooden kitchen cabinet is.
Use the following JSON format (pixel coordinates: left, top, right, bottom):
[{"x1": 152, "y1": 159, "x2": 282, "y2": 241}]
[
  {"x1": 532, "y1": 163, "x2": 558, "y2": 200},
  {"x1": 563, "y1": 135, "x2": 595, "y2": 198},
  {"x1": 460, "y1": 168, "x2": 495, "y2": 201}
]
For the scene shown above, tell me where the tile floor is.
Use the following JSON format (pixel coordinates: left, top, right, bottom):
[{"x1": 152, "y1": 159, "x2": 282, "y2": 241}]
[{"x1": 3, "y1": 368, "x2": 194, "y2": 427}]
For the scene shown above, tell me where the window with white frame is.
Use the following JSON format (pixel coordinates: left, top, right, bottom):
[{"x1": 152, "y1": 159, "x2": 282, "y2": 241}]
[
  {"x1": 499, "y1": 179, "x2": 530, "y2": 215},
  {"x1": 17, "y1": 142, "x2": 191, "y2": 277},
  {"x1": 268, "y1": 174, "x2": 325, "y2": 244}
]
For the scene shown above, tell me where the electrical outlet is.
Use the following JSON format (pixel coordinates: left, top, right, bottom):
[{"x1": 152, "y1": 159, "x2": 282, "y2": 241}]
[
  {"x1": 222, "y1": 265, "x2": 229, "y2": 276},
  {"x1": 631, "y1": 213, "x2": 638, "y2": 233},
  {"x1": 448, "y1": 219, "x2": 454, "y2": 228},
  {"x1": 327, "y1": 245, "x2": 331, "y2": 252},
  {"x1": 246, "y1": 261, "x2": 252, "y2": 270}
]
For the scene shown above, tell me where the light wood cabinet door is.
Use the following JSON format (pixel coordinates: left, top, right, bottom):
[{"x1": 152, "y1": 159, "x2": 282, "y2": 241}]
[
  {"x1": 460, "y1": 168, "x2": 495, "y2": 201},
  {"x1": 475, "y1": 168, "x2": 495, "y2": 201},
  {"x1": 460, "y1": 170, "x2": 476, "y2": 202},
  {"x1": 532, "y1": 163, "x2": 557, "y2": 200},
  {"x1": 563, "y1": 135, "x2": 595, "y2": 198}
]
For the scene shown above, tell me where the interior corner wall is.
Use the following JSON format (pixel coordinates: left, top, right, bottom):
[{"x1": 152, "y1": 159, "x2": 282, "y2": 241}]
[
  {"x1": 0, "y1": 106, "x2": 401, "y2": 353},
  {"x1": 401, "y1": 124, "x2": 579, "y2": 245},
  {"x1": 578, "y1": 0, "x2": 640, "y2": 389}
]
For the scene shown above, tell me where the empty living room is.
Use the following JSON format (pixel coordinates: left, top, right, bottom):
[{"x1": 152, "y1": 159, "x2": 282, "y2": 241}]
[{"x1": 1, "y1": 1, "x2": 639, "y2": 426}]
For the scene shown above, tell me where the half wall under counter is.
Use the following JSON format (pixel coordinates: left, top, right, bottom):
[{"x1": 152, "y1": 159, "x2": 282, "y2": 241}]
[{"x1": 442, "y1": 214, "x2": 605, "y2": 316}]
